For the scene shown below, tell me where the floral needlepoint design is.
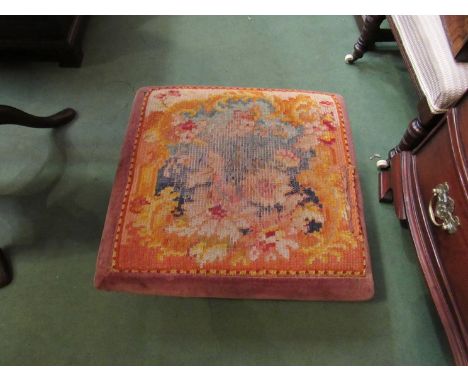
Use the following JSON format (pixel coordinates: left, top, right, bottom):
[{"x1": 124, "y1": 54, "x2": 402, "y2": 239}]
[{"x1": 112, "y1": 87, "x2": 367, "y2": 277}]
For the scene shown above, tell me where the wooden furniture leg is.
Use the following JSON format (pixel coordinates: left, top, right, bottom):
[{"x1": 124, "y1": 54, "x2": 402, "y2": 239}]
[
  {"x1": 378, "y1": 98, "x2": 442, "y2": 224},
  {"x1": 354, "y1": 16, "x2": 395, "y2": 47},
  {"x1": 0, "y1": 105, "x2": 76, "y2": 128},
  {"x1": 0, "y1": 105, "x2": 77, "y2": 287},
  {"x1": 0, "y1": 249, "x2": 11, "y2": 287},
  {"x1": 388, "y1": 98, "x2": 443, "y2": 158},
  {"x1": 345, "y1": 15, "x2": 386, "y2": 64},
  {"x1": 378, "y1": 153, "x2": 407, "y2": 224}
]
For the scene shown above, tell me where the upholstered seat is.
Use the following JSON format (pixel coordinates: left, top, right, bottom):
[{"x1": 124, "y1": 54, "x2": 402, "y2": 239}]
[
  {"x1": 95, "y1": 86, "x2": 374, "y2": 300},
  {"x1": 391, "y1": 15, "x2": 468, "y2": 113}
]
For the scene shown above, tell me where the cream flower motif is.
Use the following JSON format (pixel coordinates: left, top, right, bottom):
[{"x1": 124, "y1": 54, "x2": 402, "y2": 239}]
[
  {"x1": 166, "y1": 187, "x2": 256, "y2": 244},
  {"x1": 242, "y1": 168, "x2": 291, "y2": 207},
  {"x1": 248, "y1": 229, "x2": 299, "y2": 261}
]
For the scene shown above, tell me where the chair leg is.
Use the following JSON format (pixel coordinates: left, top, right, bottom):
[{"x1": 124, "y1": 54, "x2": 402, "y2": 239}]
[
  {"x1": 0, "y1": 105, "x2": 76, "y2": 128},
  {"x1": 0, "y1": 249, "x2": 12, "y2": 288},
  {"x1": 345, "y1": 15, "x2": 386, "y2": 64},
  {"x1": 0, "y1": 105, "x2": 77, "y2": 287}
]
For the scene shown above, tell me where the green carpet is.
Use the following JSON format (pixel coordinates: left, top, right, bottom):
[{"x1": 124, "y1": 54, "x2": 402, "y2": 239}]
[{"x1": 0, "y1": 16, "x2": 452, "y2": 365}]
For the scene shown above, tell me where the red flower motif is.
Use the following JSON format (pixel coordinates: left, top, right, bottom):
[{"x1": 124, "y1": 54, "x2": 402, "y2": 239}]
[
  {"x1": 129, "y1": 197, "x2": 150, "y2": 213},
  {"x1": 318, "y1": 136, "x2": 336, "y2": 145},
  {"x1": 319, "y1": 100, "x2": 333, "y2": 106},
  {"x1": 264, "y1": 242, "x2": 276, "y2": 250},
  {"x1": 168, "y1": 90, "x2": 181, "y2": 97},
  {"x1": 178, "y1": 120, "x2": 197, "y2": 131},
  {"x1": 322, "y1": 119, "x2": 336, "y2": 130},
  {"x1": 209, "y1": 204, "x2": 228, "y2": 219}
]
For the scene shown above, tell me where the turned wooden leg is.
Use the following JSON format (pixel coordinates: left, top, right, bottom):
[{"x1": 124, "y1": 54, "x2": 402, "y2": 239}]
[
  {"x1": 389, "y1": 117, "x2": 425, "y2": 157},
  {"x1": 0, "y1": 105, "x2": 76, "y2": 128},
  {"x1": 0, "y1": 249, "x2": 12, "y2": 288},
  {"x1": 388, "y1": 98, "x2": 443, "y2": 158},
  {"x1": 345, "y1": 15, "x2": 386, "y2": 64},
  {"x1": 378, "y1": 98, "x2": 443, "y2": 224}
]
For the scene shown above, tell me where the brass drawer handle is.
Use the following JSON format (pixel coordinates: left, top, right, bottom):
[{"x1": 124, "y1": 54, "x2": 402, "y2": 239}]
[{"x1": 428, "y1": 182, "x2": 460, "y2": 234}]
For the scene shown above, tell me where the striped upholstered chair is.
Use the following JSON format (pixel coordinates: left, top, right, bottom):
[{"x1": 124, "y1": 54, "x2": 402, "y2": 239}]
[{"x1": 346, "y1": 15, "x2": 468, "y2": 158}]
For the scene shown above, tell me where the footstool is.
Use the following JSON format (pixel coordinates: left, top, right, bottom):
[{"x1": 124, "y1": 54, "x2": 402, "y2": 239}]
[{"x1": 95, "y1": 86, "x2": 374, "y2": 300}]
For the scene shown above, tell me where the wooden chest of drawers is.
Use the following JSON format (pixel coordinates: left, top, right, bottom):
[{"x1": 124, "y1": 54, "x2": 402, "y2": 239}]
[{"x1": 380, "y1": 94, "x2": 468, "y2": 364}]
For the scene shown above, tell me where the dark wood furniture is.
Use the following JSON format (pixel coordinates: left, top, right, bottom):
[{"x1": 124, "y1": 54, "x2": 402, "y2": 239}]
[
  {"x1": 0, "y1": 16, "x2": 87, "y2": 67},
  {"x1": 379, "y1": 93, "x2": 468, "y2": 365},
  {"x1": 0, "y1": 105, "x2": 77, "y2": 287},
  {"x1": 346, "y1": 16, "x2": 468, "y2": 364},
  {"x1": 441, "y1": 16, "x2": 468, "y2": 62}
]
